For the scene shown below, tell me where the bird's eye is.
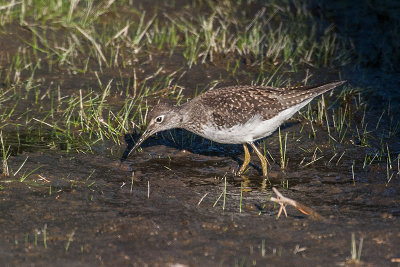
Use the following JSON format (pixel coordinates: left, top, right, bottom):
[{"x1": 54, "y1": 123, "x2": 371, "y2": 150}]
[{"x1": 155, "y1": 115, "x2": 164, "y2": 123}]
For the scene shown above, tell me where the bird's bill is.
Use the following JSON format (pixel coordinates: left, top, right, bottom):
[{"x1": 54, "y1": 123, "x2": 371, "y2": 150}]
[{"x1": 127, "y1": 128, "x2": 154, "y2": 157}]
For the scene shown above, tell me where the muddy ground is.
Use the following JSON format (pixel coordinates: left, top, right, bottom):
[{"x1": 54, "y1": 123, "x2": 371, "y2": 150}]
[
  {"x1": 1, "y1": 0, "x2": 400, "y2": 266},
  {"x1": 1, "y1": 122, "x2": 400, "y2": 266}
]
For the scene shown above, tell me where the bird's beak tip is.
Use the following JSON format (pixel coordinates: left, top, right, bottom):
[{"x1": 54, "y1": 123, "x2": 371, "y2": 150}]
[{"x1": 126, "y1": 128, "x2": 153, "y2": 157}]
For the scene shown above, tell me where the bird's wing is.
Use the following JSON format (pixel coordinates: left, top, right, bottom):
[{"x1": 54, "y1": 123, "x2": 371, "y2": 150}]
[
  {"x1": 198, "y1": 81, "x2": 345, "y2": 128},
  {"x1": 264, "y1": 81, "x2": 346, "y2": 110},
  {"x1": 198, "y1": 86, "x2": 284, "y2": 128}
]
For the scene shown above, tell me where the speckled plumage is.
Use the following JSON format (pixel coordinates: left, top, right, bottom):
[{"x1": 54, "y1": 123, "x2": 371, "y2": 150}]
[
  {"x1": 201, "y1": 83, "x2": 343, "y2": 125},
  {"x1": 126, "y1": 80, "x2": 346, "y2": 176},
  {"x1": 170, "y1": 81, "x2": 345, "y2": 140}
]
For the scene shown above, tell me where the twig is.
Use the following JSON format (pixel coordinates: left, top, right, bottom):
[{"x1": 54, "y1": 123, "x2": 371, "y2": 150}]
[{"x1": 270, "y1": 187, "x2": 324, "y2": 221}]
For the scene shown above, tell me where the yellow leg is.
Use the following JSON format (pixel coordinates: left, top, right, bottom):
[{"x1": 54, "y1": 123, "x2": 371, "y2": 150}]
[
  {"x1": 249, "y1": 142, "x2": 268, "y2": 177},
  {"x1": 237, "y1": 144, "x2": 251, "y2": 176}
]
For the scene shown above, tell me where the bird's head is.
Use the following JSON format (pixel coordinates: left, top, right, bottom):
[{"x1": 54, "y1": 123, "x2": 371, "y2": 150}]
[{"x1": 128, "y1": 102, "x2": 181, "y2": 156}]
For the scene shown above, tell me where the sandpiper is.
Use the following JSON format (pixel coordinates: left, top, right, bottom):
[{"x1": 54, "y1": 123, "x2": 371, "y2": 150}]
[{"x1": 124, "y1": 81, "x2": 346, "y2": 176}]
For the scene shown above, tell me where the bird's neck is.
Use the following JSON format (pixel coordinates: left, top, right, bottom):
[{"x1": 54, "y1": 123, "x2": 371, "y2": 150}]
[
  {"x1": 175, "y1": 102, "x2": 194, "y2": 127},
  {"x1": 174, "y1": 100, "x2": 206, "y2": 134}
]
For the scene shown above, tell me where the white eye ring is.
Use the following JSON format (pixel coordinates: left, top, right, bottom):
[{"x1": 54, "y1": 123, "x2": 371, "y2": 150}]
[{"x1": 155, "y1": 115, "x2": 164, "y2": 123}]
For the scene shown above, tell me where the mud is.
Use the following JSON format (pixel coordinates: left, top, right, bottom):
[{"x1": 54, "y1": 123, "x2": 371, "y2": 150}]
[
  {"x1": 1, "y1": 121, "x2": 399, "y2": 266},
  {"x1": 1, "y1": 1, "x2": 400, "y2": 266}
]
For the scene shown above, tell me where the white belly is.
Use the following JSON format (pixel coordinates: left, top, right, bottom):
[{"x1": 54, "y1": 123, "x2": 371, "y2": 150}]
[{"x1": 201, "y1": 100, "x2": 312, "y2": 144}]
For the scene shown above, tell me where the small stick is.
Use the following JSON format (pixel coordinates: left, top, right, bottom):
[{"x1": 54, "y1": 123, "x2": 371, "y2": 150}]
[{"x1": 270, "y1": 187, "x2": 324, "y2": 221}]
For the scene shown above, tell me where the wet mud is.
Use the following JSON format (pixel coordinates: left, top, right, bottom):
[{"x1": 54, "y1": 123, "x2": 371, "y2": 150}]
[
  {"x1": 1, "y1": 122, "x2": 400, "y2": 266},
  {"x1": 1, "y1": 1, "x2": 400, "y2": 266}
]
